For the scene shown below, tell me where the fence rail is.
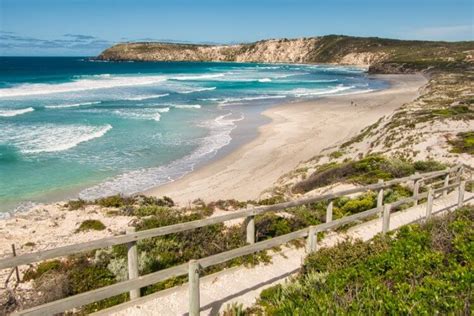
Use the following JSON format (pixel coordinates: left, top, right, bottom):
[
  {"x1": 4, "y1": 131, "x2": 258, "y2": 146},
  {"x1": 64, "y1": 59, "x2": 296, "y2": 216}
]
[{"x1": 6, "y1": 164, "x2": 472, "y2": 316}]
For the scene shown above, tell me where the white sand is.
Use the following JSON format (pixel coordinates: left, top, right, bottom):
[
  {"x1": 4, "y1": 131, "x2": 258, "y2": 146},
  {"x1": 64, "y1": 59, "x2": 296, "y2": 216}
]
[{"x1": 147, "y1": 74, "x2": 427, "y2": 204}]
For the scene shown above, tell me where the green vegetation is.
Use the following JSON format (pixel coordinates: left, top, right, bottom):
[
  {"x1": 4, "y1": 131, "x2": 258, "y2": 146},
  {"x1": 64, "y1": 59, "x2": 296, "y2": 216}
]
[
  {"x1": 449, "y1": 131, "x2": 474, "y2": 155},
  {"x1": 75, "y1": 219, "x2": 106, "y2": 233},
  {"x1": 23, "y1": 260, "x2": 65, "y2": 281},
  {"x1": 306, "y1": 35, "x2": 472, "y2": 70},
  {"x1": 66, "y1": 198, "x2": 87, "y2": 210},
  {"x1": 22, "y1": 182, "x2": 417, "y2": 313},
  {"x1": 21, "y1": 256, "x2": 127, "y2": 313},
  {"x1": 292, "y1": 155, "x2": 445, "y2": 194},
  {"x1": 329, "y1": 150, "x2": 344, "y2": 159},
  {"x1": 250, "y1": 206, "x2": 474, "y2": 315},
  {"x1": 95, "y1": 195, "x2": 135, "y2": 208},
  {"x1": 66, "y1": 195, "x2": 175, "y2": 212},
  {"x1": 415, "y1": 105, "x2": 474, "y2": 123}
]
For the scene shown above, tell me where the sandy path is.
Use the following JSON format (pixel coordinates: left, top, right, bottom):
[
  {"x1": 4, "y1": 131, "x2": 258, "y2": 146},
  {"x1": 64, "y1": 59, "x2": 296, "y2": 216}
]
[
  {"x1": 96, "y1": 188, "x2": 471, "y2": 316},
  {"x1": 146, "y1": 74, "x2": 427, "y2": 204}
]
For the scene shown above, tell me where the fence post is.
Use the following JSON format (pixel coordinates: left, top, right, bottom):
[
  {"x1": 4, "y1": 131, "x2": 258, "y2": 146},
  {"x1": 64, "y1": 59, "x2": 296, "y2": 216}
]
[
  {"x1": 413, "y1": 174, "x2": 421, "y2": 206},
  {"x1": 377, "y1": 179, "x2": 384, "y2": 217},
  {"x1": 326, "y1": 201, "x2": 333, "y2": 223},
  {"x1": 126, "y1": 227, "x2": 140, "y2": 300},
  {"x1": 443, "y1": 168, "x2": 450, "y2": 197},
  {"x1": 11, "y1": 244, "x2": 20, "y2": 284},
  {"x1": 426, "y1": 188, "x2": 434, "y2": 220},
  {"x1": 456, "y1": 165, "x2": 464, "y2": 183},
  {"x1": 458, "y1": 181, "x2": 465, "y2": 208},
  {"x1": 306, "y1": 226, "x2": 318, "y2": 253},
  {"x1": 189, "y1": 259, "x2": 200, "y2": 316},
  {"x1": 245, "y1": 216, "x2": 255, "y2": 244},
  {"x1": 382, "y1": 204, "x2": 391, "y2": 234}
]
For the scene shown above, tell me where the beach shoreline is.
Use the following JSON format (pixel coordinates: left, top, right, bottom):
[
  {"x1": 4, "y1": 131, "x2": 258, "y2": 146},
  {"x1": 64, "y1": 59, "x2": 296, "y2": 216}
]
[
  {"x1": 0, "y1": 73, "x2": 426, "y2": 274},
  {"x1": 145, "y1": 73, "x2": 428, "y2": 204}
]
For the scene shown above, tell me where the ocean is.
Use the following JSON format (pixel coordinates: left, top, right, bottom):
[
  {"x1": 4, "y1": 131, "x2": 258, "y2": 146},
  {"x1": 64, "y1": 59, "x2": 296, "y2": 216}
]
[{"x1": 0, "y1": 57, "x2": 387, "y2": 213}]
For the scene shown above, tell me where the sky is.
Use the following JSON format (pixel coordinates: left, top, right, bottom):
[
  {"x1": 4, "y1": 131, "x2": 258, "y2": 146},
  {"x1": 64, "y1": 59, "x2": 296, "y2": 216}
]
[{"x1": 0, "y1": 0, "x2": 473, "y2": 56}]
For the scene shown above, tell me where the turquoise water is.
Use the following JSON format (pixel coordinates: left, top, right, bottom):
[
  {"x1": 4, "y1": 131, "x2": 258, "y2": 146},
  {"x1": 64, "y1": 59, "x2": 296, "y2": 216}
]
[{"x1": 0, "y1": 57, "x2": 387, "y2": 212}]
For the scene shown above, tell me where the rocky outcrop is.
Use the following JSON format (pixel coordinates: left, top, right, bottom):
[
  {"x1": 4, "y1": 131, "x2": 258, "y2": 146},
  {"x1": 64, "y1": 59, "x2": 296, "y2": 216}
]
[
  {"x1": 368, "y1": 62, "x2": 420, "y2": 74},
  {"x1": 97, "y1": 36, "x2": 386, "y2": 66},
  {"x1": 97, "y1": 35, "x2": 474, "y2": 73}
]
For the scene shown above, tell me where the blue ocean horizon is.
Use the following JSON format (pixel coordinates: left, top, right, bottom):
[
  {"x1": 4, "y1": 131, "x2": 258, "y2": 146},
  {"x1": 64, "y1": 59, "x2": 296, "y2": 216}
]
[{"x1": 0, "y1": 57, "x2": 387, "y2": 213}]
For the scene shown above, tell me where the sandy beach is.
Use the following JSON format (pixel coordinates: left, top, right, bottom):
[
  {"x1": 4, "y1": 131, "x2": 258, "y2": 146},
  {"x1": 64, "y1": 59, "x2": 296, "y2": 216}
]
[
  {"x1": 0, "y1": 74, "x2": 426, "y2": 262},
  {"x1": 146, "y1": 74, "x2": 428, "y2": 204}
]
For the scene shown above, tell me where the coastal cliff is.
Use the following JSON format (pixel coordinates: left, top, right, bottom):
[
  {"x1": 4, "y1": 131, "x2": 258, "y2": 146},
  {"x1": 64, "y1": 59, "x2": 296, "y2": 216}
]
[{"x1": 98, "y1": 35, "x2": 473, "y2": 73}]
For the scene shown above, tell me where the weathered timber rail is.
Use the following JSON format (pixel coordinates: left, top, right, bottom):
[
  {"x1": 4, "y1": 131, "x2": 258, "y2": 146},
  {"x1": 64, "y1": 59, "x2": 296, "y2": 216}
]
[{"x1": 3, "y1": 164, "x2": 473, "y2": 316}]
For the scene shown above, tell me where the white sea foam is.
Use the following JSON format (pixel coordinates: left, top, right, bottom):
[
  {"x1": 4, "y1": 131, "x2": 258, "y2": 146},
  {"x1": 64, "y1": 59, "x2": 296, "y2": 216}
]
[
  {"x1": 285, "y1": 85, "x2": 354, "y2": 97},
  {"x1": 304, "y1": 79, "x2": 339, "y2": 83},
  {"x1": 123, "y1": 93, "x2": 169, "y2": 101},
  {"x1": 44, "y1": 101, "x2": 101, "y2": 109},
  {"x1": 173, "y1": 104, "x2": 202, "y2": 109},
  {"x1": 0, "y1": 124, "x2": 112, "y2": 154},
  {"x1": 178, "y1": 86, "x2": 217, "y2": 94},
  {"x1": 211, "y1": 95, "x2": 287, "y2": 105},
  {"x1": 78, "y1": 112, "x2": 244, "y2": 200},
  {"x1": 171, "y1": 73, "x2": 225, "y2": 81},
  {"x1": 112, "y1": 108, "x2": 170, "y2": 122},
  {"x1": 334, "y1": 88, "x2": 375, "y2": 96},
  {"x1": 258, "y1": 78, "x2": 272, "y2": 83},
  {"x1": 0, "y1": 75, "x2": 167, "y2": 98},
  {"x1": 0, "y1": 107, "x2": 35, "y2": 117}
]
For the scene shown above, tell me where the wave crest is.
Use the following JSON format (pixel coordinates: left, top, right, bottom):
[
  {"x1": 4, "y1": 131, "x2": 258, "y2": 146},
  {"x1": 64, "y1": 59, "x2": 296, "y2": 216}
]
[
  {"x1": 0, "y1": 124, "x2": 112, "y2": 154},
  {"x1": 0, "y1": 107, "x2": 35, "y2": 117},
  {"x1": 0, "y1": 75, "x2": 167, "y2": 98},
  {"x1": 179, "y1": 87, "x2": 217, "y2": 94},
  {"x1": 45, "y1": 101, "x2": 101, "y2": 109}
]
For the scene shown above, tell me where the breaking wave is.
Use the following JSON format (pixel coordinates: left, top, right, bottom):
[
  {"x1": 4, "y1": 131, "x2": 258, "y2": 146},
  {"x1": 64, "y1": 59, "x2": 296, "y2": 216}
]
[
  {"x1": 0, "y1": 107, "x2": 35, "y2": 117},
  {"x1": 44, "y1": 101, "x2": 101, "y2": 109},
  {"x1": 0, "y1": 123, "x2": 112, "y2": 154},
  {"x1": 79, "y1": 112, "x2": 243, "y2": 199}
]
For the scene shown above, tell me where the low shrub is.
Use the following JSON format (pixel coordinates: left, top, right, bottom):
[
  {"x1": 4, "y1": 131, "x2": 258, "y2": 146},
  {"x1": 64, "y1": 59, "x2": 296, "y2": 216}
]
[
  {"x1": 66, "y1": 199, "x2": 87, "y2": 210},
  {"x1": 136, "y1": 195, "x2": 175, "y2": 207},
  {"x1": 448, "y1": 131, "x2": 474, "y2": 155},
  {"x1": 75, "y1": 219, "x2": 106, "y2": 233},
  {"x1": 329, "y1": 150, "x2": 344, "y2": 159},
  {"x1": 257, "y1": 195, "x2": 285, "y2": 206},
  {"x1": 253, "y1": 206, "x2": 474, "y2": 315},
  {"x1": 340, "y1": 193, "x2": 376, "y2": 214},
  {"x1": 23, "y1": 260, "x2": 66, "y2": 281},
  {"x1": 95, "y1": 195, "x2": 134, "y2": 208}
]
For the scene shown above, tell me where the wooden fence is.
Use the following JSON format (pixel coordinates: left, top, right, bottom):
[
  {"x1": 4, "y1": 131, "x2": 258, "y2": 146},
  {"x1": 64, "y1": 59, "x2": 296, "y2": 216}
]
[{"x1": 2, "y1": 164, "x2": 472, "y2": 316}]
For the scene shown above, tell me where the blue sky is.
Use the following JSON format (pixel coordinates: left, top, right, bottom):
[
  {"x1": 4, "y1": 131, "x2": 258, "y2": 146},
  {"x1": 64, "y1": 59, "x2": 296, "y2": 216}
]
[{"x1": 1, "y1": 0, "x2": 472, "y2": 56}]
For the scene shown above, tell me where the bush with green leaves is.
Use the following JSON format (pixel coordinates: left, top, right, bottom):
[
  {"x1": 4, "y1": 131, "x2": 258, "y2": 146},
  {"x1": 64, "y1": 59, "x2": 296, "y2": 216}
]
[
  {"x1": 75, "y1": 219, "x2": 106, "y2": 233},
  {"x1": 448, "y1": 131, "x2": 474, "y2": 155},
  {"x1": 251, "y1": 206, "x2": 474, "y2": 315},
  {"x1": 66, "y1": 199, "x2": 88, "y2": 210},
  {"x1": 23, "y1": 260, "x2": 66, "y2": 281}
]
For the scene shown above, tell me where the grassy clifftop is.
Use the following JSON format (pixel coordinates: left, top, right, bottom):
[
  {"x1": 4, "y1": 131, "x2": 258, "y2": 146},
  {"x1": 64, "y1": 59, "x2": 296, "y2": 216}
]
[{"x1": 98, "y1": 35, "x2": 473, "y2": 73}]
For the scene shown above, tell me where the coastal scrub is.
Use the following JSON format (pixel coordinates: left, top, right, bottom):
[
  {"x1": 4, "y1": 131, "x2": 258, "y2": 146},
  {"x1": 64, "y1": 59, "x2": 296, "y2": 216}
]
[
  {"x1": 75, "y1": 219, "x2": 106, "y2": 233},
  {"x1": 250, "y1": 206, "x2": 474, "y2": 315}
]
